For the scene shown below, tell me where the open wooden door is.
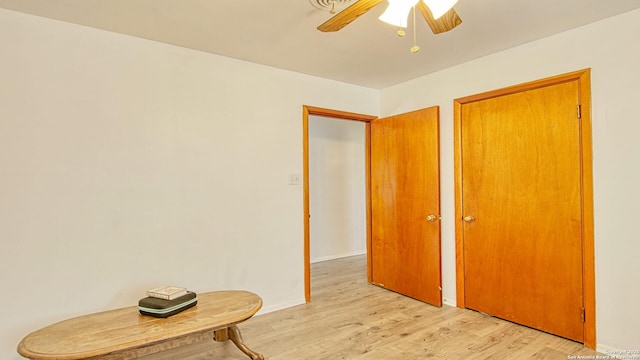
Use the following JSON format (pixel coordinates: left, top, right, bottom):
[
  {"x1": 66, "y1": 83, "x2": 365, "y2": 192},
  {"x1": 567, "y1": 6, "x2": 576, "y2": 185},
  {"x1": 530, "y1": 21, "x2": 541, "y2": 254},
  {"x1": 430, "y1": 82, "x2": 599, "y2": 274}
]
[{"x1": 371, "y1": 107, "x2": 442, "y2": 306}]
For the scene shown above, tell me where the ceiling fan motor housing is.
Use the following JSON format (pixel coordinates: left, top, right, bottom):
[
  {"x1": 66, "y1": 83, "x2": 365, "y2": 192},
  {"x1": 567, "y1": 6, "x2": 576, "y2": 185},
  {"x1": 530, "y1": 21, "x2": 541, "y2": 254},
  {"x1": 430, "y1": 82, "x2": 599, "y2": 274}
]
[{"x1": 309, "y1": 0, "x2": 355, "y2": 11}]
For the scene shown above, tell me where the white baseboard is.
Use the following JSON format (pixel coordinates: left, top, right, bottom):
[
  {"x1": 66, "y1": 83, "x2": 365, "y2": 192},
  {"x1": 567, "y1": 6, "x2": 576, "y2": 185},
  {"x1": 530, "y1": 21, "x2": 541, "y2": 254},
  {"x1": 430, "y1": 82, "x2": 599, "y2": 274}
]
[
  {"x1": 255, "y1": 252, "x2": 366, "y2": 316},
  {"x1": 442, "y1": 298, "x2": 457, "y2": 307},
  {"x1": 310, "y1": 250, "x2": 366, "y2": 264},
  {"x1": 256, "y1": 297, "x2": 306, "y2": 316}
]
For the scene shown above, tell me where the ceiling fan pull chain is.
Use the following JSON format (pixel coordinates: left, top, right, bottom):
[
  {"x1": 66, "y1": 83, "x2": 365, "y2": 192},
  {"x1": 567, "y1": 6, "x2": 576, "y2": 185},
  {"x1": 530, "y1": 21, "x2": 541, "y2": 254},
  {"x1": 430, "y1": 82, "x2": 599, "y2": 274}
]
[{"x1": 411, "y1": 5, "x2": 420, "y2": 53}]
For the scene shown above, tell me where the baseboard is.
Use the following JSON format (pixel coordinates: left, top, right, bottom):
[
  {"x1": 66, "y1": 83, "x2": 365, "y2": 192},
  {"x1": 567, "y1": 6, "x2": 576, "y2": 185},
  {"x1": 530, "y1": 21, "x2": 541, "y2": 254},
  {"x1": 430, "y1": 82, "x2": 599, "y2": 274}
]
[
  {"x1": 310, "y1": 251, "x2": 366, "y2": 264},
  {"x1": 256, "y1": 252, "x2": 366, "y2": 316},
  {"x1": 256, "y1": 298, "x2": 305, "y2": 316},
  {"x1": 442, "y1": 298, "x2": 457, "y2": 307}
]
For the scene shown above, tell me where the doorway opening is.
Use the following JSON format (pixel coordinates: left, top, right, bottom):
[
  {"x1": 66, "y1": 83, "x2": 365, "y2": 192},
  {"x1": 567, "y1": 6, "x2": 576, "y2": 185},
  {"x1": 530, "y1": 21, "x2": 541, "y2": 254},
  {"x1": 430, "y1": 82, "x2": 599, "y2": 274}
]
[{"x1": 302, "y1": 106, "x2": 377, "y2": 302}]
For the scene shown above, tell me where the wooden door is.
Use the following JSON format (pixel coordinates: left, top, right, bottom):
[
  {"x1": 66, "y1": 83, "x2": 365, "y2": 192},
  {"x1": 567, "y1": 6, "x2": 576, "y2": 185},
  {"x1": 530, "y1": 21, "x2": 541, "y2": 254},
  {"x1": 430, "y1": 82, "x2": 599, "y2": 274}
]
[
  {"x1": 459, "y1": 80, "x2": 584, "y2": 341},
  {"x1": 371, "y1": 107, "x2": 441, "y2": 306}
]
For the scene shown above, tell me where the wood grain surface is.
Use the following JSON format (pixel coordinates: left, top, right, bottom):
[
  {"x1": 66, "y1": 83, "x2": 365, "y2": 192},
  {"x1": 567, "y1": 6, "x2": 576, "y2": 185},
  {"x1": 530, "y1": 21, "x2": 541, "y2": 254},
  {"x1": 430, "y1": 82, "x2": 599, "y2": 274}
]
[
  {"x1": 460, "y1": 80, "x2": 584, "y2": 342},
  {"x1": 371, "y1": 107, "x2": 442, "y2": 306},
  {"x1": 18, "y1": 291, "x2": 262, "y2": 360},
  {"x1": 317, "y1": 0, "x2": 385, "y2": 32}
]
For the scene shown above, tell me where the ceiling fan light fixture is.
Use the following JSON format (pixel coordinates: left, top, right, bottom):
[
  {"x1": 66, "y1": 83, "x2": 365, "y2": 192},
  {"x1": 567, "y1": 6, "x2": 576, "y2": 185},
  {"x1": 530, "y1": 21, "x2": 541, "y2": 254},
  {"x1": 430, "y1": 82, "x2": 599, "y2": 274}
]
[
  {"x1": 422, "y1": 0, "x2": 459, "y2": 19},
  {"x1": 378, "y1": 0, "x2": 420, "y2": 28}
]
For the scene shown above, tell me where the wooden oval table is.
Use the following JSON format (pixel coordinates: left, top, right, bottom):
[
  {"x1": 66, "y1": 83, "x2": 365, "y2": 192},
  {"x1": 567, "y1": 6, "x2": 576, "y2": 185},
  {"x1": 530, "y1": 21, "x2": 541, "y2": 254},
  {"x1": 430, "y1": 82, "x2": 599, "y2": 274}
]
[{"x1": 18, "y1": 291, "x2": 264, "y2": 360}]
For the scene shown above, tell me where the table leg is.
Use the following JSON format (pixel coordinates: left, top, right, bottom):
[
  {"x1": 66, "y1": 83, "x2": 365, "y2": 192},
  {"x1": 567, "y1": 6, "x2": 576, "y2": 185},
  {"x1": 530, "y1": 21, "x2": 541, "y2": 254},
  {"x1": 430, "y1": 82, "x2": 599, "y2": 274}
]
[{"x1": 213, "y1": 325, "x2": 264, "y2": 360}]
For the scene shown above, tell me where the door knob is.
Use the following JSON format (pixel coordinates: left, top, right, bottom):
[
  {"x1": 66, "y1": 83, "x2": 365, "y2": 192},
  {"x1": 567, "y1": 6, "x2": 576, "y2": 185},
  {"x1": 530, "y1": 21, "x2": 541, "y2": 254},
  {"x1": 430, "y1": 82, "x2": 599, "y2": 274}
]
[
  {"x1": 463, "y1": 215, "x2": 475, "y2": 222},
  {"x1": 426, "y1": 214, "x2": 439, "y2": 222}
]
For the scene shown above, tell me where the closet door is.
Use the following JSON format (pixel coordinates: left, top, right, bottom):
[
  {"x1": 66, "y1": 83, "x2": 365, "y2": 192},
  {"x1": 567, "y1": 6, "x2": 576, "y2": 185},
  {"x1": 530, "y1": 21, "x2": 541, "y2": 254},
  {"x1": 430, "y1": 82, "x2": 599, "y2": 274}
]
[{"x1": 459, "y1": 80, "x2": 584, "y2": 341}]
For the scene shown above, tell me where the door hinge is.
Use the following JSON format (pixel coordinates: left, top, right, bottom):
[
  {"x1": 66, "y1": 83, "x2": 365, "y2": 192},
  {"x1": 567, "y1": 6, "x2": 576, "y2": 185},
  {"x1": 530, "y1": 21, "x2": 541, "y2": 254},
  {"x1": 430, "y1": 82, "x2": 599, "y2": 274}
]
[
  {"x1": 577, "y1": 104, "x2": 582, "y2": 119},
  {"x1": 581, "y1": 307, "x2": 586, "y2": 322}
]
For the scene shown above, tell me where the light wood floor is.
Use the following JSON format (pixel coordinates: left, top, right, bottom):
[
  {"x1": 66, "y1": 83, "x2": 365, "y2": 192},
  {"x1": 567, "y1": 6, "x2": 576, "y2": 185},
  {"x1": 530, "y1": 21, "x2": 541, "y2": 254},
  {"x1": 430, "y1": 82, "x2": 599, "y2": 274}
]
[{"x1": 144, "y1": 255, "x2": 601, "y2": 359}]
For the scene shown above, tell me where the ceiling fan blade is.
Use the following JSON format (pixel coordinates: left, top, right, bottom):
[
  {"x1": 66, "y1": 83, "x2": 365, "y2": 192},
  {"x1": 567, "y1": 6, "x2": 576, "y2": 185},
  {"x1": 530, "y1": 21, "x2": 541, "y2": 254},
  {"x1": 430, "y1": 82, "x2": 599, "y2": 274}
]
[
  {"x1": 417, "y1": 1, "x2": 462, "y2": 34},
  {"x1": 317, "y1": 0, "x2": 386, "y2": 32}
]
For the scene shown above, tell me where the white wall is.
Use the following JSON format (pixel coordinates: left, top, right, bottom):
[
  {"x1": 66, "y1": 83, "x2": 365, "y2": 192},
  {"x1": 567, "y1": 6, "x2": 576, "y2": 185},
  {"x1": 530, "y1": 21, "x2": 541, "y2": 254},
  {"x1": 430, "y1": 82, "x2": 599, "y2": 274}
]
[
  {"x1": 380, "y1": 8, "x2": 640, "y2": 353},
  {"x1": 3, "y1": 5, "x2": 639, "y2": 358},
  {"x1": 0, "y1": 9, "x2": 378, "y2": 360},
  {"x1": 309, "y1": 116, "x2": 366, "y2": 263}
]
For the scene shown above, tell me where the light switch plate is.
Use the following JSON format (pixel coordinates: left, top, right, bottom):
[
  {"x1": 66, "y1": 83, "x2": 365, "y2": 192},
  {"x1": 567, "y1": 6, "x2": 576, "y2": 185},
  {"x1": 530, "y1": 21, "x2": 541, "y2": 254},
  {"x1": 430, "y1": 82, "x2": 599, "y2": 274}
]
[{"x1": 288, "y1": 174, "x2": 301, "y2": 185}]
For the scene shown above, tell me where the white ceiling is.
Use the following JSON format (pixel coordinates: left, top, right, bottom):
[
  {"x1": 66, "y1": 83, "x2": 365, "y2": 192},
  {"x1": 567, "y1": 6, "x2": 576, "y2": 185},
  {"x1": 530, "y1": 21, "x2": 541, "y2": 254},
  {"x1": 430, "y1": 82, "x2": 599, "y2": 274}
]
[{"x1": 2, "y1": 0, "x2": 640, "y2": 89}]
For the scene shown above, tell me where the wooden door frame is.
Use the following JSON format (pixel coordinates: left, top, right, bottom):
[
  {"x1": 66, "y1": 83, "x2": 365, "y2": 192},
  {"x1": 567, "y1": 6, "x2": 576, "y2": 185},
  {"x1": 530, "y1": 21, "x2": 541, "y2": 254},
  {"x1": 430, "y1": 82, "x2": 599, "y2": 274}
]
[
  {"x1": 453, "y1": 69, "x2": 595, "y2": 348},
  {"x1": 302, "y1": 105, "x2": 377, "y2": 302}
]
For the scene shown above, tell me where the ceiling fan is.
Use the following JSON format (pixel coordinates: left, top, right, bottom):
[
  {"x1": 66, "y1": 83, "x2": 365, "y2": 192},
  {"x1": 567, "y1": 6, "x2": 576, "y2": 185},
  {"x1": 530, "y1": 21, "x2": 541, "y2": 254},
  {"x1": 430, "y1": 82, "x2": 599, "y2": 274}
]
[{"x1": 317, "y1": 0, "x2": 462, "y2": 35}]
